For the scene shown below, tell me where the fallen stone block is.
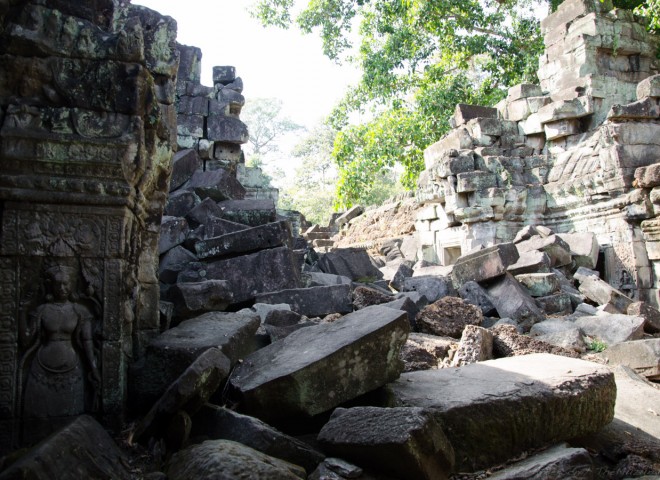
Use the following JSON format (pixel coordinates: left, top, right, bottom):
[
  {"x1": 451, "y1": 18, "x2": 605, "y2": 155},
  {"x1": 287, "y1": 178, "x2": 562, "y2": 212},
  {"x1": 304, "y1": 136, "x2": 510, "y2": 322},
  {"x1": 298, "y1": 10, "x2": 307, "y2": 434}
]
[
  {"x1": 159, "y1": 245, "x2": 199, "y2": 284},
  {"x1": 515, "y1": 272, "x2": 560, "y2": 297},
  {"x1": 416, "y1": 296, "x2": 483, "y2": 338},
  {"x1": 183, "y1": 169, "x2": 246, "y2": 202},
  {"x1": 305, "y1": 271, "x2": 352, "y2": 286},
  {"x1": 578, "y1": 277, "x2": 633, "y2": 313},
  {"x1": 170, "y1": 148, "x2": 203, "y2": 192},
  {"x1": 627, "y1": 301, "x2": 660, "y2": 333},
  {"x1": 133, "y1": 348, "x2": 231, "y2": 445},
  {"x1": 634, "y1": 162, "x2": 660, "y2": 188},
  {"x1": 597, "y1": 339, "x2": 660, "y2": 381},
  {"x1": 557, "y1": 232, "x2": 599, "y2": 269},
  {"x1": 166, "y1": 439, "x2": 305, "y2": 480},
  {"x1": 535, "y1": 292, "x2": 574, "y2": 316},
  {"x1": 384, "y1": 353, "x2": 616, "y2": 471},
  {"x1": 382, "y1": 296, "x2": 421, "y2": 329},
  {"x1": 317, "y1": 406, "x2": 455, "y2": 480},
  {"x1": 610, "y1": 365, "x2": 660, "y2": 441},
  {"x1": 574, "y1": 314, "x2": 645, "y2": 347},
  {"x1": 217, "y1": 198, "x2": 277, "y2": 227},
  {"x1": 536, "y1": 329, "x2": 588, "y2": 353},
  {"x1": 180, "y1": 246, "x2": 302, "y2": 304},
  {"x1": 400, "y1": 333, "x2": 455, "y2": 372},
  {"x1": 544, "y1": 118, "x2": 581, "y2": 140},
  {"x1": 164, "y1": 189, "x2": 201, "y2": 217},
  {"x1": 453, "y1": 103, "x2": 498, "y2": 126},
  {"x1": 195, "y1": 220, "x2": 292, "y2": 260},
  {"x1": 389, "y1": 260, "x2": 414, "y2": 291},
  {"x1": 492, "y1": 324, "x2": 579, "y2": 358},
  {"x1": 335, "y1": 205, "x2": 364, "y2": 227},
  {"x1": 185, "y1": 197, "x2": 227, "y2": 227},
  {"x1": 484, "y1": 273, "x2": 546, "y2": 331},
  {"x1": 191, "y1": 405, "x2": 325, "y2": 473},
  {"x1": 487, "y1": 443, "x2": 594, "y2": 480},
  {"x1": 255, "y1": 284, "x2": 353, "y2": 317},
  {"x1": 451, "y1": 242, "x2": 519, "y2": 288},
  {"x1": 637, "y1": 73, "x2": 660, "y2": 100},
  {"x1": 536, "y1": 96, "x2": 594, "y2": 124},
  {"x1": 206, "y1": 115, "x2": 249, "y2": 143},
  {"x1": 167, "y1": 280, "x2": 233, "y2": 320},
  {"x1": 352, "y1": 285, "x2": 394, "y2": 310},
  {"x1": 451, "y1": 325, "x2": 493, "y2": 367},
  {"x1": 228, "y1": 305, "x2": 409, "y2": 424},
  {"x1": 516, "y1": 235, "x2": 572, "y2": 267},
  {"x1": 130, "y1": 311, "x2": 260, "y2": 411},
  {"x1": 159, "y1": 215, "x2": 189, "y2": 254},
  {"x1": 317, "y1": 248, "x2": 383, "y2": 282},
  {"x1": 403, "y1": 275, "x2": 457, "y2": 303},
  {"x1": 309, "y1": 458, "x2": 364, "y2": 480},
  {"x1": 573, "y1": 266, "x2": 600, "y2": 283},
  {"x1": 458, "y1": 280, "x2": 497, "y2": 316}
]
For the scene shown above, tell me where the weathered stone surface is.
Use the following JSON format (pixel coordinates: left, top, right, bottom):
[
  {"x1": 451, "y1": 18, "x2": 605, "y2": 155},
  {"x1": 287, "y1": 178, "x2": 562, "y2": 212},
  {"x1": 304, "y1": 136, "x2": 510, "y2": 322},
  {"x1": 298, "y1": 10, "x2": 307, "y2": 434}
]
[
  {"x1": 610, "y1": 366, "x2": 660, "y2": 440},
  {"x1": 381, "y1": 296, "x2": 420, "y2": 328},
  {"x1": 130, "y1": 311, "x2": 260, "y2": 410},
  {"x1": 453, "y1": 104, "x2": 498, "y2": 126},
  {"x1": 492, "y1": 324, "x2": 580, "y2": 358},
  {"x1": 458, "y1": 280, "x2": 497, "y2": 316},
  {"x1": 309, "y1": 458, "x2": 365, "y2": 480},
  {"x1": 159, "y1": 216, "x2": 189, "y2": 254},
  {"x1": 255, "y1": 284, "x2": 353, "y2": 317},
  {"x1": 352, "y1": 285, "x2": 393, "y2": 310},
  {"x1": 335, "y1": 205, "x2": 364, "y2": 227},
  {"x1": 159, "y1": 245, "x2": 199, "y2": 284},
  {"x1": 167, "y1": 280, "x2": 233, "y2": 320},
  {"x1": 213, "y1": 66, "x2": 236, "y2": 85},
  {"x1": 195, "y1": 220, "x2": 291, "y2": 260},
  {"x1": 637, "y1": 73, "x2": 660, "y2": 99},
  {"x1": 487, "y1": 443, "x2": 594, "y2": 480},
  {"x1": 416, "y1": 296, "x2": 483, "y2": 338},
  {"x1": 384, "y1": 353, "x2": 616, "y2": 471},
  {"x1": 536, "y1": 328, "x2": 588, "y2": 353},
  {"x1": 451, "y1": 325, "x2": 493, "y2": 367},
  {"x1": 535, "y1": 292, "x2": 573, "y2": 315},
  {"x1": 389, "y1": 260, "x2": 414, "y2": 291},
  {"x1": 516, "y1": 235, "x2": 572, "y2": 268},
  {"x1": 574, "y1": 314, "x2": 645, "y2": 347},
  {"x1": 228, "y1": 305, "x2": 409, "y2": 423},
  {"x1": 451, "y1": 243, "x2": 519, "y2": 288},
  {"x1": 0, "y1": 415, "x2": 131, "y2": 479},
  {"x1": 217, "y1": 198, "x2": 277, "y2": 226},
  {"x1": 180, "y1": 247, "x2": 302, "y2": 304},
  {"x1": 485, "y1": 273, "x2": 546, "y2": 330},
  {"x1": 133, "y1": 348, "x2": 231, "y2": 444},
  {"x1": 317, "y1": 248, "x2": 383, "y2": 282},
  {"x1": 597, "y1": 339, "x2": 660, "y2": 380},
  {"x1": 402, "y1": 275, "x2": 456, "y2": 303},
  {"x1": 317, "y1": 407, "x2": 455, "y2": 480},
  {"x1": 515, "y1": 272, "x2": 560, "y2": 297},
  {"x1": 634, "y1": 162, "x2": 660, "y2": 188},
  {"x1": 557, "y1": 232, "x2": 599, "y2": 269},
  {"x1": 627, "y1": 301, "x2": 660, "y2": 333},
  {"x1": 305, "y1": 272, "x2": 352, "y2": 286},
  {"x1": 206, "y1": 115, "x2": 249, "y2": 143},
  {"x1": 456, "y1": 171, "x2": 498, "y2": 193},
  {"x1": 185, "y1": 197, "x2": 226, "y2": 227},
  {"x1": 400, "y1": 333, "x2": 455, "y2": 372},
  {"x1": 507, "y1": 83, "x2": 544, "y2": 102},
  {"x1": 578, "y1": 277, "x2": 634, "y2": 313},
  {"x1": 166, "y1": 440, "x2": 305, "y2": 480},
  {"x1": 164, "y1": 189, "x2": 201, "y2": 218},
  {"x1": 183, "y1": 169, "x2": 246, "y2": 202},
  {"x1": 170, "y1": 149, "x2": 203, "y2": 191},
  {"x1": 191, "y1": 404, "x2": 325, "y2": 473}
]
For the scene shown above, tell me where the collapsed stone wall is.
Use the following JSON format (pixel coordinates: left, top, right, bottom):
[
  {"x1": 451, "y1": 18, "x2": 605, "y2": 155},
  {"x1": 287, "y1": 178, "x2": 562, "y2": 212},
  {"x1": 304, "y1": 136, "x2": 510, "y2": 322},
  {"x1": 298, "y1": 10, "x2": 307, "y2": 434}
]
[
  {"x1": 0, "y1": 0, "x2": 178, "y2": 452},
  {"x1": 417, "y1": 0, "x2": 660, "y2": 306}
]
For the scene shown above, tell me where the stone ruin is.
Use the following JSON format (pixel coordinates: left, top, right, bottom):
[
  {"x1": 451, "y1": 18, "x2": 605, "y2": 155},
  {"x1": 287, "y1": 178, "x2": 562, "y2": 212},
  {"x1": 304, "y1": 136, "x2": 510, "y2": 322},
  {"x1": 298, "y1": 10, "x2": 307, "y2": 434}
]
[{"x1": 0, "y1": 0, "x2": 659, "y2": 478}]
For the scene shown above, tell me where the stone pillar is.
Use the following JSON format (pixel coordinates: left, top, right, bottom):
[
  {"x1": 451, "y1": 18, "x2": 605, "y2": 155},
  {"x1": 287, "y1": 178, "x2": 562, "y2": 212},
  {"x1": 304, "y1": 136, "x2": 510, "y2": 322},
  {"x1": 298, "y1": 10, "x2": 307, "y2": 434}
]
[{"x1": 0, "y1": 1, "x2": 178, "y2": 451}]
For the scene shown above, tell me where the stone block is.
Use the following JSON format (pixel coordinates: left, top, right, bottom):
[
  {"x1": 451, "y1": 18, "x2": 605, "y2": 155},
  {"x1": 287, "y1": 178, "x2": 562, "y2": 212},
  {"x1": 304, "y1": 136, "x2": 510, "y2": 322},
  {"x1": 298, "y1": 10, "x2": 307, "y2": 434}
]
[
  {"x1": 318, "y1": 407, "x2": 455, "y2": 480},
  {"x1": 177, "y1": 44, "x2": 202, "y2": 84},
  {"x1": 177, "y1": 95, "x2": 209, "y2": 116},
  {"x1": 458, "y1": 280, "x2": 497, "y2": 316},
  {"x1": 466, "y1": 117, "x2": 502, "y2": 137},
  {"x1": 516, "y1": 235, "x2": 572, "y2": 267},
  {"x1": 485, "y1": 273, "x2": 546, "y2": 330},
  {"x1": 159, "y1": 216, "x2": 189, "y2": 255},
  {"x1": 416, "y1": 296, "x2": 483, "y2": 338},
  {"x1": 402, "y1": 275, "x2": 457, "y2": 303},
  {"x1": 170, "y1": 149, "x2": 202, "y2": 192},
  {"x1": 557, "y1": 232, "x2": 599, "y2": 269},
  {"x1": 183, "y1": 169, "x2": 246, "y2": 202},
  {"x1": 515, "y1": 272, "x2": 561, "y2": 297},
  {"x1": 574, "y1": 314, "x2": 645, "y2": 346},
  {"x1": 228, "y1": 305, "x2": 410, "y2": 423},
  {"x1": 159, "y1": 246, "x2": 199, "y2": 284},
  {"x1": 217, "y1": 199, "x2": 277, "y2": 227},
  {"x1": 451, "y1": 242, "x2": 519, "y2": 288},
  {"x1": 317, "y1": 248, "x2": 383, "y2": 282},
  {"x1": 634, "y1": 163, "x2": 660, "y2": 188},
  {"x1": 507, "y1": 250, "x2": 552, "y2": 275},
  {"x1": 545, "y1": 118, "x2": 581, "y2": 140},
  {"x1": 597, "y1": 339, "x2": 660, "y2": 380},
  {"x1": 453, "y1": 104, "x2": 497, "y2": 126},
  {"x1": 578, "y1": 277, "x2": 633, "y2": 313},
  {"x1": 536, "y1": 96, "x2": 594, "y2": 123},
  {"x1": 384, "y1": 353, "x2": 616, "y2": 472},
  {"x1": 431, "y1": 151, "x2": 475, "y2": 177},
  {"x1": 213, "y1": 66, "x2": 236, "y2": 85},
  {"x1": 177, "y1": 114, "x2": 204, "y2": 137},
  {"x1": 335, "y1": 205, "x2": 364, "y2": 226},
  {"x1": 456, "y1": 171, "x2": 498, "y2": 193},
  {"x1": 207, "y1": 115, "x2": 249, "y2": 144},
  {"x1": 451, "y1": 325, "x2": 493, "y2": 366},
  {"x1": 627, "y1": 301, "x2": 660, "y2": 333},
  {"x1": 167, "y1": 281, "x2": 234, "y2": 320},
  {"x1": 536, "y1": 292, "x2": 574, "y2": 315},
  {"x1": 607, "y1": 97, "x2": 660, "y2": 120},
  {"x1": 195, "y1": 221, "x2": 292, "y2": 260},
  {"x1": 424, "y1": 129, "x2": 474, "y2": 158},
  {"x1": 164, "y1": 189, "x2": 201, "y2": 218},
  {"x1": 507, "y1": 83, "x2": 544, "y2": 102},
  {"x1": 255, "y1": 284, "x2": 353, "y2": 317},
  {"x1": 487, "y1": 444, "x2": 594, "y2": 480},
  {"x1": 636, "y1": 73, "x2": 660, "y2": 99}
]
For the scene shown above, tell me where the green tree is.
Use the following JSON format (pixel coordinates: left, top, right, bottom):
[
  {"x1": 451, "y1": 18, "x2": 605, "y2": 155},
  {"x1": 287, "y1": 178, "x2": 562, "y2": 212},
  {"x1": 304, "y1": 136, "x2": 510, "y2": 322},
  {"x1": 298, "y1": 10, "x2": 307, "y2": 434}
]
[{"x1": 241, "y1": 97, "x2": 304, "y2": 158}]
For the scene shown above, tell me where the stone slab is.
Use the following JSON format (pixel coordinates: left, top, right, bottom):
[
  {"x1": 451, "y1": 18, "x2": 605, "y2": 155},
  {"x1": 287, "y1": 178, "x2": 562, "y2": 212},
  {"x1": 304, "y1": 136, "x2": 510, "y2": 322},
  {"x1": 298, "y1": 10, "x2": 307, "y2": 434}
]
[
  {"x1": 597, "y1": 339, "x2": 660, "y2": 380},
  {"x1": 452, "y1": 243, "x2": 520, "y2": 288},
  {"x1": 384, "y1": 353, "x2": 616, "y2": 472},
  {"x1": 484, "y1": 273, "x2": 546, "y2": 331},
  {"x1": 573, "y1": 314, "x2": 645, "y2": 346},
  {"x1": 254, "y1": 284, "x2": 353, "y2": 317},
  {"x1": 195, "y1": 220, "x2": 292, "y2": 260},
  {"x1": 488, "y1": 443, "x2": 594, "y2": 480},
  {"x1": 403, "y1": 275, "x2": 457, "y2": 303}
]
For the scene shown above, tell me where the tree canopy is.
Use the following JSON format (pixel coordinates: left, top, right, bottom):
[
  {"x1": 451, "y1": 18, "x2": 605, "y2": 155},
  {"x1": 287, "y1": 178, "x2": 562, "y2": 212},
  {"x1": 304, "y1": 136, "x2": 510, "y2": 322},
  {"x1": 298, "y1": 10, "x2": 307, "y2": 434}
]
[{"x1": 252, "y1": 0, "x2": 650, "y2": 208}]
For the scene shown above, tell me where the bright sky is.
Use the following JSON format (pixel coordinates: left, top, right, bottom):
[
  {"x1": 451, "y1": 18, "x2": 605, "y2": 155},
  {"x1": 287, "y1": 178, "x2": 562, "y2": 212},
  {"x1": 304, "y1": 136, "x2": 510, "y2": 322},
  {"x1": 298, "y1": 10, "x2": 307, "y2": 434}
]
[{"x1": 131, "y1": 0, "x2": 360, "y2": 129}]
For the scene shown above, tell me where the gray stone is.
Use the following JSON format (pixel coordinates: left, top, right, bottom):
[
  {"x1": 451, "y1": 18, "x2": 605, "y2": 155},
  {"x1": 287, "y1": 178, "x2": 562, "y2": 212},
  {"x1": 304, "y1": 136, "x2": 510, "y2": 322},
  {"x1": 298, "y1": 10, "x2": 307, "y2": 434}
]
[
  {"x1": 170, "y1": 149, "x2": 202, "y2": 192},
  {"x1": 179, "y1": 247, "x2": 302, "y2": 304},
  {"x1": 183, "y1": 169, "x2": 246, "y2": 202},
  {"x1": 416, "y1": 296, "x2": 483, "y2": 338},
  {"x1": 255, "y1": 284, "x2": 353, "y2": 317},
  {"x1": 456, "y1": 171, "x2": 498, "y2": 193},
  {"x1": 167, "y1": 280, "x2": 233, "y2": 320},
  {"x1": 627, "y1": 301, "x2": 660, "y2": 333},
  {"x1": 317, "y1": 248, "x2": 383, "y2": 282},
  {"x1": 573, "y1": 266, "x2": 600, "y2": 283},
  {"x1": 507, "y1": 83, "x2": 544, "y2": 102},
  {"x1": 130, "y1": 311, "x2": 260, "y2": 410},
  {"x1": 452, "y1": 242, "x2": 519, "y2": 288},
  {"x1": 191, "y1": 405, "x2": 325, "y2": 473},
  {"x1": 352, "y1": 285, "x2": 394, "y2": 310},
  {"x1": 335, "y1": 205, "x2": 364, "y2": 227},
  {"x1": 578, "y1": 277, "x2": 634, "y2": 313},
  {"x1": 251, "y1": 303, "x2": 292, "y2": 322},
  {"x1": 487, "y1": 443, "x2": 594, "y2": 480},
  {"x1": 574, "y1": 314, "x2": 645, "y2": 347},
  {"x1": 453, "y1": 103, "x2": 498, "y2": 126},
  {"x1": 536, "y1": 329, "x2": 588, "y2": 353},
  {"x1": 159, "y1": 215, "x2": 189, "y2": 254},
  {"x1": 166, "y1": 440, "x2": 305, "y2": 480},
  {"x1": 185, "y1": 197, "x2": 225, "y2": 228},
  {"x1": 384, "y1": 353, "x2": 616, "y2": 471},
  {"x1": 213, "y1": 66, "x2": 236, "y2": 85},
  {"x1": 159, "y1": 246, "x2": 199, "y2": 284},
  {"x1": 195, "y1": 220, "x2": 292, "y2": 260},
  {"x1": 515, "y1": 273, "x2": 561, "y2": 297},
  {"x1": 309, "y1": 458, "x2": 364, "y2": 480},
  {"x1": 400, "y1": 333, "x2": 455, "y2": 372},
  {"x1": 228, "y1": 305, "x2": 409, "y2": 423},
  {"x1": 204, "y1": 216, "x2": 250, "y2": 237},
  {"x1": 637, "y1": 73, "x2": 660, "y2": 99},
  {"x1": 164, "y1": 189, "x2": 201, "y2": 218},
  {"x1": 485, "y1": 273, "x2": 546, "y2": 331},
  {"x1": 451, "y1": 325, "x2": 494, "y2": 366},
  {"x1": 381, "y1": 296, "x2": 419, "y2": 329},
  {"x1": 217, "y1": 199, "x2": 277, "y2": 226},
  {"x1": 177, "y1": 114, "x2": 204, "y2": 137},
  {"x1": 458, "y1": 280, "x2": 497, "y2": 316},
  {"x1": 516, "y1": 235, "x2": 572, "y2": 268},
  {"x1": 610, "y1": 366, "x2": 660, "y2": 440},
  {"x1": 305, "y1": 271, "x2": 352, "y2": 286},
  {"x1": 556, "y1": 232, "x2": 599, "y2": 269},
  {"x1": 133, "y1": 348, "x2": 231, "y2": 444},
  {"x1": 492, "y1": 324, "x2": 579, "y2": 358},
  {"x1": 402, "y1": 275, "x2": 456, "y2": 303},
  {"x1": 535, "y1": 292, "x2": 573, "y2": 315},
  {"x1": 207, "y1": 115, "x2": 249, "y2": 143},
  {"x1": 389, "y1": 260, "x2": 414, "y2": 291},
  {"x1": 634, "y1": 162, "x2": 660, "y2": 188},
  {"x1": 597, "y1": 339, "x2": 660, "y2": 380},
  {"x1": 0, "y1": 415, "x2": 131, "y2": 479},
  {"x1": 317, "y1": 406, "x2": 455, "y2": 480}
]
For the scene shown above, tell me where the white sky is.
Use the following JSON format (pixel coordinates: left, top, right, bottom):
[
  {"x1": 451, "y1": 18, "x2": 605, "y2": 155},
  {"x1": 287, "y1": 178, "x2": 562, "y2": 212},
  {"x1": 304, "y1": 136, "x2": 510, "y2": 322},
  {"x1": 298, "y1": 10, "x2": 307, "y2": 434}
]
[{"x1": 131, "y1": 0, "x2": 360, "y2": 129}]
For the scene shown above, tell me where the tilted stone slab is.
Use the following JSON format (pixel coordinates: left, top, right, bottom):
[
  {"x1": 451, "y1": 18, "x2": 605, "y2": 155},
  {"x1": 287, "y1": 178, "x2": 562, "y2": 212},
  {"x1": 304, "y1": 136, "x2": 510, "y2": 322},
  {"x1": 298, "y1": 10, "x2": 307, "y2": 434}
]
[
  {"x1": 403, "y1": 275, "x2": 457, "y2": 303},
  {"x1": 254, "y1": 284, "x2": 353, "y2": 317},
  {"x1": 485, "y1": 273, "x2": 545, "y2": 331},
  {"x1": 183, "y1": 169, "x2": 246, "y2": 202},
  {"x1": 637, "y1": 73, "x2": 660, "y2": 99},
  {"x1": 451, "y1": 242, "x2": 519, "y2": 288},
  {"x1": 458, "y1": 280, "x2": 497, "y2": 316},
  {"x1": 597, "y1": 339, "x2": 660, "y2": 380},
  {"x1": 195, "y1": 220, "x2": 292, "y2": 260},
  {"x1": 487, "y1": 443, "x2": 594, "y2": 480},
  {"x1": 627, "y1": 301, "x2": 660, "y2": 333},
  {"x1": 335, "y1": 205, "x2": 364, "y2": 227},
  {"x1": 167, "y1": 280, "x2": 233, "y2": 320},
  {"x1": 384, "y1": 353, "x2": 616, "y2": 472},
  {"x1": 516, "y1": 234, "x2": 572, "y2": 267},
  {"x1": 507, "y1": 250, "x2": 552, "y2": 275},
  {"x1": 164, "y1": 189, "x2": 201, "y2": 218},
  {"x1": 317, "y1": 248, "x2": 383, "y2": 282},
  {"x1": 317, "y1": 406, "x2": 455, "y2": 480},
  {"x1": 515, "y1": 272, "x2": 561, "y2": 297},
  {"x1": 185, "y1": 197, "x2": 225, "y2": 227},
  {"x1": 159, "y1": 215, "x2": 189, "y2": 254},
  {"x1": 557, "y1": 232, "x2": 599, "y2": 269},
  {"x1": 578, "y1": 277, "x2": 633, "y2": 313},
  {"x1": 170, "y1": 148, "x2": 202, "y2": 191},
  {"x1": 574, "y1": 314, "x2": 645, "y2": 347},
  {"x1": 229, "y1": 305, "x2": 409, "y2": 423},
  {"x1": 159, "y1": 245, "x2": 199, "y2": 284},
  {"x1": 217, "y1": 198, "x2": 277, "y2": 227}
]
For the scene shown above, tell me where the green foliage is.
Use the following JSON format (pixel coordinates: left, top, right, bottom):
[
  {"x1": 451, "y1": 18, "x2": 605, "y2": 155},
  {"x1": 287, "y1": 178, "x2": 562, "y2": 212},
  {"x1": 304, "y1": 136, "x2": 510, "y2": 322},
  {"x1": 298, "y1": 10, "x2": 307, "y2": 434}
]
[
  {"x1": 586, "y1": 337, "x2": 607, "y2": 353},
  {"x1": 241, "y1": 97, "x2": 304, "y2": 158}
]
